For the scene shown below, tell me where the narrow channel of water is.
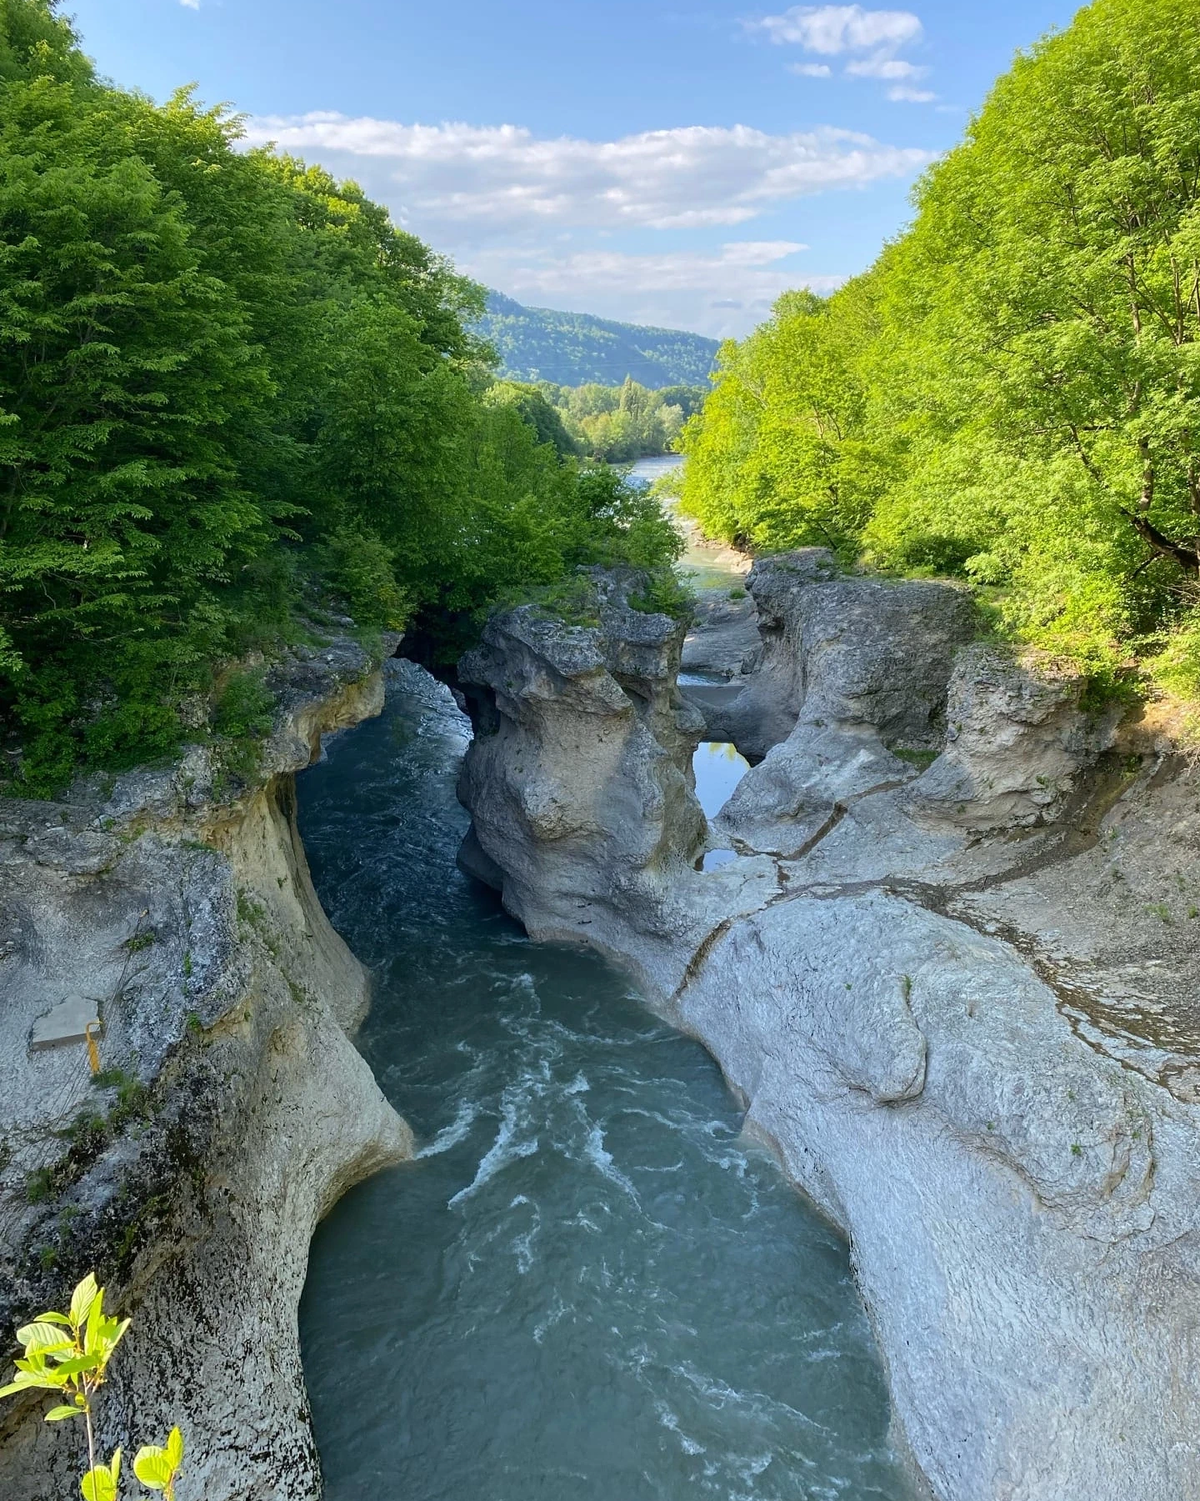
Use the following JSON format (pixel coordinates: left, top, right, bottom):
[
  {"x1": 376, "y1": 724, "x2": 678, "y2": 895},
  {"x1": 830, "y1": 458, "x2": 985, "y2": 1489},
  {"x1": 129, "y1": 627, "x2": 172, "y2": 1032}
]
[{"x1": 296, "y1": 661, "x2": 914, "y2": 1501}]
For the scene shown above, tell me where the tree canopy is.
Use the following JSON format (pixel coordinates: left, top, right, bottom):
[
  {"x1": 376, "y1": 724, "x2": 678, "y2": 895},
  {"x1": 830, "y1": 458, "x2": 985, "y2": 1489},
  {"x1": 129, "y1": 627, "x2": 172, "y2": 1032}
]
[
  {"x1": 0, "y1": 0, "x2": 679, "y2": 793},
  {"x1": 679, "y1": 0, "x2": 1200, "y2": 693}
]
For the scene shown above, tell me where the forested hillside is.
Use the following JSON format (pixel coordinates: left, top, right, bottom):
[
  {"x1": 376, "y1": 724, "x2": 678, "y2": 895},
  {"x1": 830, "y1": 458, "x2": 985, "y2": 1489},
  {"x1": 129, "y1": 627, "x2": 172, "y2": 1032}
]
[
  {"x1": 0, "y1": 0, "x2": 679, "y2": 795},
  {"x1": 476, "y1": 292, "x2": 719, "y2": 387},
  {"x1": 679, "y1": 0, "x2": 1200, "y2": 705}
]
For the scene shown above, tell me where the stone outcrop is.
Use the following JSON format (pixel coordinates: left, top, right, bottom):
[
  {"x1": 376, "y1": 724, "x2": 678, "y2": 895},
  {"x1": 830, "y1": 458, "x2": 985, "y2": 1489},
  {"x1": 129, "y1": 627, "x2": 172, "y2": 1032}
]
[
  {"x1": 697, "y1": 549, "x2": 974, "y2": 760},
  {"x1": 456, "y1": 559, "x2": 1200, "y2": 1501},
  {"x1": 680, "y1": 587, "x2": 760, "y2": 679},
  {"x1": 455, "y1": 571, "x2": 783, "y2": 996},
  {"x1": 0, "y1": 637, "x2": 412, "y2": 1501},
  {"x1": 905, "y1": 642, "x2": 1122, "y2": 829}
]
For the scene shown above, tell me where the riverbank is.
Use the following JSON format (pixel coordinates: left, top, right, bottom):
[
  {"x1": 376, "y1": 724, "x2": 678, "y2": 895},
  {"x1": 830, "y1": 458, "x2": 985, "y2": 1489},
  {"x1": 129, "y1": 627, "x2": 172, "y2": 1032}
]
[
  {"x1": 454, "y1": 556, "x2": 1200, "y2": 1501},
  {"x1": 0, "y1": 636, "x2": 412, "y2": 1501}
]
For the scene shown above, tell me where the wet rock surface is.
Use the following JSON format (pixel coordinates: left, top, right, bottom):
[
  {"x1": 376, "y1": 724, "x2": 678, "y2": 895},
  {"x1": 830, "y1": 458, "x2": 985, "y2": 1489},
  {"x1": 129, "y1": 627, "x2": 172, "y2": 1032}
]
[
  {"x1": 457, "y1": 558, "x2": 1200, "y2": 1501},
  {"x1": 0, "y1": 636, "x2": 412, "y2": 1501}
]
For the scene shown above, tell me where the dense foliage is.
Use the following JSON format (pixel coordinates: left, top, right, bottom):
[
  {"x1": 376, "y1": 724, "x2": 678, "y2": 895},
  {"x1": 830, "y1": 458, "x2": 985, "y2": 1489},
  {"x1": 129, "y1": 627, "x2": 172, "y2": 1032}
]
[
  {"x1": 541, "y1": 378, "x2": 706, "y2": 461},
  {"x1": 680, "y1": 0, "x2": 1200, "y2": 693},
  {"x1": 0, "y1": 0, "x2": 679, "y2": 793},
  {"x1": 475, "y1": 291, "x2": 719, "y2": 387}
]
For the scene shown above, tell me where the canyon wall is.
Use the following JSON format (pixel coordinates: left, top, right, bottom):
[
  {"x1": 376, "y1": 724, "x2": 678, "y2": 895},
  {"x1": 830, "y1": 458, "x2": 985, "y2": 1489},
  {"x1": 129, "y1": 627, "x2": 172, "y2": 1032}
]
[
  {"x1": 457, "y1": 558, "x2": 1200, "y2": 1501},
  {"x1": 0, "y1": 638, "x2": 412, "y2": 1501}
]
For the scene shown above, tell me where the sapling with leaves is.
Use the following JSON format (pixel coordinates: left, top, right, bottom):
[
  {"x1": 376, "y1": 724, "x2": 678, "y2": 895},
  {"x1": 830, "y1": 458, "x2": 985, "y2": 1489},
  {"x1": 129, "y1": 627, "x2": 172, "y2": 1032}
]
[{"x1": 0, "y1": 1273, "x2": 184, "y2": 1500}]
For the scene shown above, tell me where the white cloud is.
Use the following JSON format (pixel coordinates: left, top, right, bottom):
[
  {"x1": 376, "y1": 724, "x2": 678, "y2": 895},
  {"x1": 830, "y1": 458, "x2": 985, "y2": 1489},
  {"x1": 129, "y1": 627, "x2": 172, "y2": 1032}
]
[
  {"x1": 751, "y1": 4, "x2": 935, "y2": 102},
  {"x1": 179, "y1": 0, "x2": 200, "y2": 9},
  {"x1": 244, "y1": 115, "x2": 932, "y2": 242},
  {"x1": 753, "y1": 5, "x2": 921, "y2": 54},
  {"x1": 844, "y1": 54, "x2": 924, "y2": 79},
  {"x1": 464, "y1": 242, "x2": 841, "y2": 339},
  {"x1": 887, "y1": 84, "x2": 936, "y2": 102}
]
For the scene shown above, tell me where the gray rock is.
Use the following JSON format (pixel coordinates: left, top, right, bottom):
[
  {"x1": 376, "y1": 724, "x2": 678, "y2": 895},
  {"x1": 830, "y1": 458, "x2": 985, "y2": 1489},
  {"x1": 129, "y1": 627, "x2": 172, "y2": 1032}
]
[
  {"x1": 0, "y1": 637, "x2": 411, "y2": 1501},
  {"x1": 702, "y1": 549, "x2": 841, "y2": 757},
  {"x1": 457, "y1": 572, "x2": 724, "y2": 995},
  {"x1": 906, "y1": 644, "x2": 1120, "y2": 829},
  {"x1": 680, "y1": 587, "x2": 760, "y2": 679},
  {"x1": 702, "y1": 552, "x2": 973, "y2": 759},
  {"x1": 717, "y1": 723, "x2": 917, "y2": 856},
  {"x1": 796, "y1": 576, "x2": 975, "y2": 744}
]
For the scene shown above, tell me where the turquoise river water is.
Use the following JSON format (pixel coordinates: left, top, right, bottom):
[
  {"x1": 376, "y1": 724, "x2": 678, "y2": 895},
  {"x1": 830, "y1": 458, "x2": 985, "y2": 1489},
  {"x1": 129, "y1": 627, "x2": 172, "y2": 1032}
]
[{"x1": 296, "y1": 661, "x2": 915, "y2": 1500}]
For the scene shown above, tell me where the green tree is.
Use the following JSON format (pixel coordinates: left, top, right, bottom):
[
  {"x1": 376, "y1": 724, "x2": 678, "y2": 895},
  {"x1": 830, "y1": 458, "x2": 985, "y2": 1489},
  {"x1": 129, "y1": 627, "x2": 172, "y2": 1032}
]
[
  {"x1": 678, "y1": 0, "x2": 1200, "y2": 684},
  {"x1": 0, "y1": 1, "x2": 681, "y2": 791}
]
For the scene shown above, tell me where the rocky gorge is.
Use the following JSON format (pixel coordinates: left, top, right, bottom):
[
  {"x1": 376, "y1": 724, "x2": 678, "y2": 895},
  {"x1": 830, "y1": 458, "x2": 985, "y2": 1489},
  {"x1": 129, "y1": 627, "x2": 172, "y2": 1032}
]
[
  {"x1": 455, "y1": 554, "x2": 1200, "y2": 1501},
  {"x1": 0, "y1": 637, "x2": 412, "y2": 1500},
  {"x1": 1, "y1": 551, "x2": 1197, "y2": 1501}
]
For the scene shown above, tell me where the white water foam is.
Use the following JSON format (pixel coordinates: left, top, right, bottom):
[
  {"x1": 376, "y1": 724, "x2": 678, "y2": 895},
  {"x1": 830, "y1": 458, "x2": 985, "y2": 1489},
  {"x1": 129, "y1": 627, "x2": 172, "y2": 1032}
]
[
  {"x1": 416, "y1": 1099, "x2": 481, "y2": 1159},
  {"x1": 448, "y1": 1095, "x2": 539, "y2": 1208},
  {"x1": 583, "y1": 1121, "x2": 641, "y2": 1203}
]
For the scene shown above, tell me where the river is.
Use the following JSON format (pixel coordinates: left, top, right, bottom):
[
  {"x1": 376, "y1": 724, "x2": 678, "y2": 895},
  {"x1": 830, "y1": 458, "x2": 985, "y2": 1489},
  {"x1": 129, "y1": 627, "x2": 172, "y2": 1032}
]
[
  {"x1": 296, "y1": 660, "x2": 915, "y2": 1499},
  {"x1": 627, "y1": 454, "x2": 750, "y2": 592}
]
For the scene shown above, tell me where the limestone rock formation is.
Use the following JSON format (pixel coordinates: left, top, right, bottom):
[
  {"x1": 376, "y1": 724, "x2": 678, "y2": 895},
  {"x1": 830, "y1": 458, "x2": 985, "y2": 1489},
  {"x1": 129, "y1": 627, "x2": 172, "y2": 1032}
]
[
  {"x1": 698, "y1": 550, "x2": 974, "y2": 760},
  {"x1": 0, "y1": 638, "x2": 412, "y2": 1501},
  {"x1": 457, "y1": 566, "x2": 1200, "y2": 1501},
  {"x1": 680, "y1": 586, "x2": 760, "y2": 679},
  {"x1": 905, "y1": 642, "x2": 1121, "y2": 829},
  {"x1": 697, "y1": 548, "x2": 839, "y2": 757},
  {"x1": 456, "y1": 570, "x2": 780, "y2": 994}
]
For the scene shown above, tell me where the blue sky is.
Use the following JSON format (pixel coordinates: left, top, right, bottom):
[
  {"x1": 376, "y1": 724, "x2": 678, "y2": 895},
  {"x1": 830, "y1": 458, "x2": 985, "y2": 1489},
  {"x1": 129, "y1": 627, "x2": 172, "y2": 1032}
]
[{"x1": 67, "y1": 1, "x2": 1081, "y2": 336}]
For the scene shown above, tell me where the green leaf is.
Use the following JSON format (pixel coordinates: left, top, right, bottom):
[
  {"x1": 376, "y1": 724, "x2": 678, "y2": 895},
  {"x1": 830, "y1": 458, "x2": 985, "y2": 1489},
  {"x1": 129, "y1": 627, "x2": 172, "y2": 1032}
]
[
  {"x1": 165, "y1": 1427, "x2": 184, "y2": 1470},
  {"x1": 0, "y1": 1374, "x2": 64, "y2": 1396},
  {"x1": 33, "y1": 1312, "x2": 73, "y2": 1327},
  {"x1": 85, "y1": 1285, "x2": 105, "y2": 1349},
  {"x1": 80, "y1": 1449, "x2": 121, "y2": 1501},
  {"x1": 69, "y1": 1274, "x2": 100, "y2": 1330},
  {"x1": 133, "y1": 1440, "x2": 180, "y2": 1491},
  {"x1": 16, "y1": 1322, "x2": 74, "y2": 1354},
  {"x1": 48, "y1": 1354, "x2": 102, "y2": 1379},
  {"x1": 44, "y1": 1405, "x2": 81, "y2": 1421}
]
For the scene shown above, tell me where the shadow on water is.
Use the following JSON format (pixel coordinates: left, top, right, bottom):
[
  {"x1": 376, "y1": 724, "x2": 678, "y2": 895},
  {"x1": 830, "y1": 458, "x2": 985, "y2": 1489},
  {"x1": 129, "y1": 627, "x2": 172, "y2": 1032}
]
[{"x1": 296, "y1": 661, "x2": 915, "y2": 1501}]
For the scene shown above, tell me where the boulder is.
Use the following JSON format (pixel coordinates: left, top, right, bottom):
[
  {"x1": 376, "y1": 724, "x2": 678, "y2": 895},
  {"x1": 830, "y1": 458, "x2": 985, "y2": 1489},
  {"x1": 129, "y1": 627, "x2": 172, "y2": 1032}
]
[{"x1": 907, "y1": 644, "x2": 1120, "y2": 829}]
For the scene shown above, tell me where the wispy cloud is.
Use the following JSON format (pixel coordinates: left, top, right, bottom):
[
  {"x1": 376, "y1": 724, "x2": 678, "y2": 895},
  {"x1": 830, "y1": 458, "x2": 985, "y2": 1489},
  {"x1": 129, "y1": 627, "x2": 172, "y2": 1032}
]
[
  {"x1": 179, "y1": 0, "x2": 200, "y2": 9},
  {"x1": 244, "y1": 115, "x2": 932, "y2": 239},
  {"x1": 844, "y1": 54, "x2": 922, "y2": 79},
  {"x1": 241, "y1": 113, "x2": 933, "y2": 335},
  {"x1": 750, "y1": 4, "x2": 935, "y2": 103},
  {"x1": 752, "y1": 5, "x2": 921, "y2": 53},
  {"x1": 463, "y1": 242, "x2": 841, "y2": 340}
]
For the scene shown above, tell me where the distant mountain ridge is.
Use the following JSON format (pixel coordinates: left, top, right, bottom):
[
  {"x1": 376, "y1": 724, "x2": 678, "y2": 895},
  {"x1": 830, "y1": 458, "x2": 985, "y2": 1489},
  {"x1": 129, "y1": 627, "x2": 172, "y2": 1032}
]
[{"x1": 475, "y1": 292, "x2": 720, "y2": 389}]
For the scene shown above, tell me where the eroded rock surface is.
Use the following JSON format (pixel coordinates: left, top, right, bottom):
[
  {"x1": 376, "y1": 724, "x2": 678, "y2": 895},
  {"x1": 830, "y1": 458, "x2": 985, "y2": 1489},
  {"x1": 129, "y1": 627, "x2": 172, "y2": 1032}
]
[
  {"x1": 699, "y1": 550, "x2": 974, "y2": 760},
  {"x1": 0, "y1": 638, "x2": 412, "y2": 1501},
  {"x1": 457, "y1": 570, "x2": 783, "y2": 995},
  {"x1": 681, "y1": 587, "x2": 760, "y2": 679},
  {"x1": 905, "y1": 643, "x2": 1122, "y2": 829},
  {"x1": 457, "y1": 563, "x2": 1200, "y2": 1501}
]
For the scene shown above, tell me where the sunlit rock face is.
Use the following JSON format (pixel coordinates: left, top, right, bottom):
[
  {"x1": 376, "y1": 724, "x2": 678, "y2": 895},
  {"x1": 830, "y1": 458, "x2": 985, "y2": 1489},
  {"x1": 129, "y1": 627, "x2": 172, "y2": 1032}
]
[
  {"x1": 0, "y1": 638, "x2": 412, "y2": 1501},
  {"x1": 903, "y1": 642, "x2": 1122, "y2": 830},
  {"x1": 697, "y1": 549, "x2": 975, "y2": 761},
  {"x1": 456, "y1": 569, "x2": 779, "y2": 996},
  {"x1": 458, "y1": 565, "x2": 1200, "y2": 1501}
]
